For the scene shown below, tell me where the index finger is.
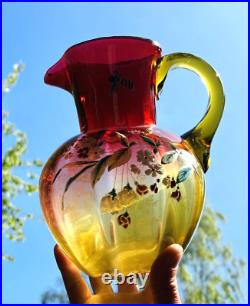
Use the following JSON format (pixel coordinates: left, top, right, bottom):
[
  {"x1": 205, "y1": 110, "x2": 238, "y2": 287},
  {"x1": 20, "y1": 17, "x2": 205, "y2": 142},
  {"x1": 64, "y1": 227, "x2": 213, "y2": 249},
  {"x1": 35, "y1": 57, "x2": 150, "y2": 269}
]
[{"x1": 54, "y1": 244, "x2": 92, "y2": 304}]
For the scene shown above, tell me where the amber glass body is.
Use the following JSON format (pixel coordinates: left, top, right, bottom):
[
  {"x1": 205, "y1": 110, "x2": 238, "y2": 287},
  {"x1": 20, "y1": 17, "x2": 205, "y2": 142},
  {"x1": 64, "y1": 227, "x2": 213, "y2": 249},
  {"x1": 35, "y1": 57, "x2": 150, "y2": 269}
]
[{"x1": 40, "y1": 37, "x2": 224, "y2": 276}]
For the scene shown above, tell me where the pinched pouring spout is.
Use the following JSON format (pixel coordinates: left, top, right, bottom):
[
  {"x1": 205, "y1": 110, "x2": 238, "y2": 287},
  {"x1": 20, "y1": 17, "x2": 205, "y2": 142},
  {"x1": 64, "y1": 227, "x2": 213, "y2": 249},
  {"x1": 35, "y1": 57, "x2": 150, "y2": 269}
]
[{"x1": 45, "y1": 36, "x2": 162, "y2": 133}]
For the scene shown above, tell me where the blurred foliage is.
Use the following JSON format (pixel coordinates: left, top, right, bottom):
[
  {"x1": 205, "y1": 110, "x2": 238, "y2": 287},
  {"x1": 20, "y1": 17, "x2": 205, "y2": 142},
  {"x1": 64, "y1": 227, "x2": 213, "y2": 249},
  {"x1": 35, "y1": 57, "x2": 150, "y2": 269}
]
[
  {"x1": 41, "y1": 206, "x2": 245, "y2": 304},
  {"x1": 2, "y1": 64, "x2": 42, "y2": 261},
  {"x1": 41, "y1": 280, "x2": 69, "y2": 304},
  {"x1": 178, "y1": 206, "x2": 245, "y2": 303},
  {"x1": 41, "y1": 291, "x2": 69, "y2": 304}
]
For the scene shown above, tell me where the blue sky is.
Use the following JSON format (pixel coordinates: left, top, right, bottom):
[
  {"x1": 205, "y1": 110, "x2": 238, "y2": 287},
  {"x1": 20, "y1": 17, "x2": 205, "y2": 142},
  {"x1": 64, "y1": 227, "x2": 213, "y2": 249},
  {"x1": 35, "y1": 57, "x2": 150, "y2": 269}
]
[{"x1": 2, "y1": 2, "x2": 248, "y2": 303}]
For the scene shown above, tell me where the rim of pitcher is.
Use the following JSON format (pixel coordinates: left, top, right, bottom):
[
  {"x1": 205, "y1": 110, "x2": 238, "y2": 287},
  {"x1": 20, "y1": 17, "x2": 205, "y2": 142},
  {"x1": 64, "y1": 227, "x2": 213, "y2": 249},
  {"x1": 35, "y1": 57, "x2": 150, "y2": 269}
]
[{"x1": 64, "y1": 35, "x2": 162, "y2": 54}]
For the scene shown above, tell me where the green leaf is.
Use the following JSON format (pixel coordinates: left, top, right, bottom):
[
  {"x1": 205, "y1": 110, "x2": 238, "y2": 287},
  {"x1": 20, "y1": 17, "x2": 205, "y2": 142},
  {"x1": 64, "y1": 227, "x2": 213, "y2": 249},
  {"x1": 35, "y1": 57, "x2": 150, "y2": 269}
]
[
  {"x1": 62, "y1": 163, "x2": 95, "y2": 210},
  {"x1": 216, "y1": 212, "x2": 225, "y2": 221},
  {"x1": 141, "y1": 135, "x2": 155, "y2": 147},
  {"x1": 161, "y1": 151, "x2": 178, "y2": 164},
  {"x1": 176, "y1": 167, "x2": 192, "y2": 183},
  {"x1": 2, "y1": 254, "x2": 14, "y2": 262},
  {"x1": 53, "y1": 160, "x2": 97, "y2": 184},
  {"x1": 33, "y1": 159, "x2": 43, "y2": 167},
  {"x1": 129, "y1": 141, "x2": 136, "y2": 147},
  {"x1": 91, "y1": 155, "x2": 111, "y2": 187},
  {"x1": 141, "y1": 135, "x2": 161, "y2": 152},
  {"x1": 64, "y1": 164, "x2": 95, "y2": 193},
  {"x1": 169, "y1": 143, "x2": 177, "y2": 151},
  {"x1": 108, "y1": 148, "x2": 131, "y2": 171},
  {"x1": 140, "y1": 135, "x2": 156, "y2": 147},
  {"x1": 116, "y1": 132, "x2": 129, "y2": 147},
  {"x1": 92, "y1": 130, "x2": 105, "y2": 139}
]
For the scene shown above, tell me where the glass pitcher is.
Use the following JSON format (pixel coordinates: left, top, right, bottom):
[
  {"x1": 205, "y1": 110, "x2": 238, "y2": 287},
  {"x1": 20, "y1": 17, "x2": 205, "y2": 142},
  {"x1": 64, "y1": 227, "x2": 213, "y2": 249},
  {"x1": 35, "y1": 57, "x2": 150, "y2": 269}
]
[{"x1": 40, "y1": 36, "x2": 225, "y2": 276}]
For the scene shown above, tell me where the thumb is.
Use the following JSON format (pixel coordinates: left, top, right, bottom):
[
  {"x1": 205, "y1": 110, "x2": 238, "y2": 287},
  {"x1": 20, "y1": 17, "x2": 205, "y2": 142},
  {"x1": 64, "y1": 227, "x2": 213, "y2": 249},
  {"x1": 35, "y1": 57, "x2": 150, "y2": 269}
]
[{"x1": 150, "y1": 244, "x2": 183, "y2": 304}]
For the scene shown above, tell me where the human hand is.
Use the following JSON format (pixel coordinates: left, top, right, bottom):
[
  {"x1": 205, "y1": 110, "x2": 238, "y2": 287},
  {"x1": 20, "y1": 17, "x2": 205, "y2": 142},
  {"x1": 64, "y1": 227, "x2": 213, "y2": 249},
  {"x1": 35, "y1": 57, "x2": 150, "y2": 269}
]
[{"x1": 54, "y1": 244, "x2": 183, "y2": 304}]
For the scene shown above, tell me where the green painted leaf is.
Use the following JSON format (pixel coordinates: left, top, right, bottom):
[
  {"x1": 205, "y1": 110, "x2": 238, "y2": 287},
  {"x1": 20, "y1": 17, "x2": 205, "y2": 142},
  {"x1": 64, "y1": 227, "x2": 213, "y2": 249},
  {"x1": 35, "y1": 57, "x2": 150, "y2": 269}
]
[
  {"x1": 62, "y1": 163, "x2": 95, "y2": 210},
  {"x1": 161, "y1": 151, "x2": 178, "y2": 164},
  {"x1": 108, "y1": 148, "x2": 131, "y2": 171},
  {"x1": 140, "y1": 135, "x2": 156, "y2": 147},
  {"x1": 169, "y1": 143, "x2": 177, "y2": 151},
  {"x1": 177, "y1": 167, "x2": 192, "y2": 183},
  {"x1": 156, "y1": 140, "x2": 161, "y2": 147},
  {"x1": 91, "y1": 155, "x2": 111, "y2": 187},
  {"x1": 93, "y1": 130, "x2": 105, "y2": 139},
  {"x1": 65, "y1": 164, "x2": 95, "y2": 193},
  {"x1": 129, "y1": 141, "x2": 136, "y2": 147},
  {"x1": 53, "y1": 160, "x2": 97, "y2": 184},
  {"x1": 116, "y1": 132, "x2": 129, "y2": 147},
  {"x1": 121, "y1": 138, "x2": 129, "y2": 147}
]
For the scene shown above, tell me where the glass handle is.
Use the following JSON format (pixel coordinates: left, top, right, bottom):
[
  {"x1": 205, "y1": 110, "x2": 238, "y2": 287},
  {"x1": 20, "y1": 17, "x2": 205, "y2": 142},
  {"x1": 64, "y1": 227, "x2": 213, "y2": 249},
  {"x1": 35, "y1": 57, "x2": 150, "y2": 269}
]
[{"x1": 156, "y1": 53, "x2": 225, "y2": 172}]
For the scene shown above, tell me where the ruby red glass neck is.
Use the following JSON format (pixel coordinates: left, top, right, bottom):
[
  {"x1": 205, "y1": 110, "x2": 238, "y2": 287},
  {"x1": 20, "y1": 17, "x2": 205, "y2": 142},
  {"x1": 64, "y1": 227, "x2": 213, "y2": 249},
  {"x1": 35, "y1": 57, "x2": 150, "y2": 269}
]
[{"x1": 45, "y1": 37, "x2": 162, "y2": 132}]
